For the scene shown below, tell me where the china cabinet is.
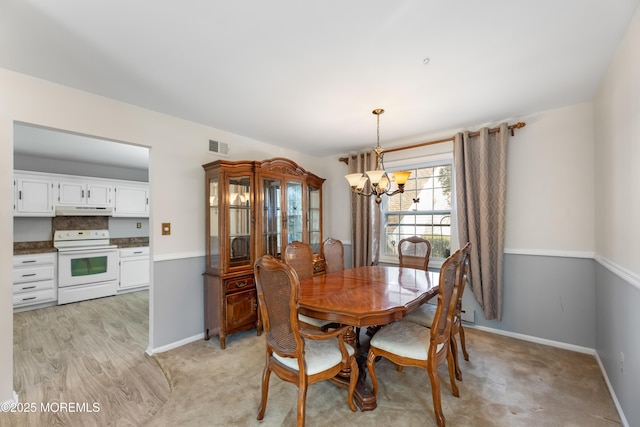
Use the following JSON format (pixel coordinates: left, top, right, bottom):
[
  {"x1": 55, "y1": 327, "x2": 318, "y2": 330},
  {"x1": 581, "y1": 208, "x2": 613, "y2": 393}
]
[
  {"x1": 202, "y1": 158, "x2": 324, "y2": 349},
  {"x1": 202, "y1": 160, "x2": 259, "y2": 349}
]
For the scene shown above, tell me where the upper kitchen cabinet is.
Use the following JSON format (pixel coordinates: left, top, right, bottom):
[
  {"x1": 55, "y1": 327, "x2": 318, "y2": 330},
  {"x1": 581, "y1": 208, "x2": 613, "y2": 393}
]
[
  {"x1": 256, "y1": 158, "x2": 325, "y2": 257},
  {"x1": 113, "y1": 184, "x2": 149, "y2": 217},
  {"x1": 57, "y1": 179, "x2": 113, "y2": 207},
  {"x1": 13, "y1": 170, "x2": 148, "y2": 217},
  {"x1": 14, "y1": 172, "x2": 55, "y2": 217}
]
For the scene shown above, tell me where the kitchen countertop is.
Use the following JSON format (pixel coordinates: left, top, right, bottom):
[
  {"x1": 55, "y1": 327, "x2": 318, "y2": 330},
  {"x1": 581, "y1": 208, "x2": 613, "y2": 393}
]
[
  {"x1": 14, "y1": 241, "x2": 56, "y2": 255},
  {"x1": 14, "y1": 237, "x2": 149, "y2": 255},
  {"x1": 111, "y1": 237, "x2": 149, "y2": 248}
]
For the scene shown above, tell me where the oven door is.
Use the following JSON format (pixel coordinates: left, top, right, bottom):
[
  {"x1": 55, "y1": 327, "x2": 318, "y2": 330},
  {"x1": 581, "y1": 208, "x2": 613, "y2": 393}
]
[{"x1": 57, "y1": 247, "x2": 118, "y2": 288}]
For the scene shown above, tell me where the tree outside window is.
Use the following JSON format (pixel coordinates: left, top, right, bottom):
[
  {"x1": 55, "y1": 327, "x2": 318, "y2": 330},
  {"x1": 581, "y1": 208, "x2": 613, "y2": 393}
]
[{"x1": 382, "y1": 162, "x2": 452, "y2": 260}]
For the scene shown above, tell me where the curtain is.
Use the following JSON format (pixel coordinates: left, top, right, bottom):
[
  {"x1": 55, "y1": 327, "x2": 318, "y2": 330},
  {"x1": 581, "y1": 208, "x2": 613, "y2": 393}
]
[
  {"x1": 454, "y1": 123, "x2": 509, "y2": 320},
  {"x1": 347, "y1": 151, "x2": 380, "y2": 267}
]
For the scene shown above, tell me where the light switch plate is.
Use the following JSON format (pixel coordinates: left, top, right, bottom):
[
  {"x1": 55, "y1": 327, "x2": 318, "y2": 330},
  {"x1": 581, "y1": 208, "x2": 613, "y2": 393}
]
[{"x1": 162, "y1": 223, "x2": 171, "y2": 235}]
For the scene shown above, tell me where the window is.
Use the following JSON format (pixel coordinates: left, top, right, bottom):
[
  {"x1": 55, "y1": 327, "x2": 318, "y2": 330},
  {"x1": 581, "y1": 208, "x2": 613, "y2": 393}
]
[{"x1": 381, "y1": 161, "x2": 453, "y2": 263}]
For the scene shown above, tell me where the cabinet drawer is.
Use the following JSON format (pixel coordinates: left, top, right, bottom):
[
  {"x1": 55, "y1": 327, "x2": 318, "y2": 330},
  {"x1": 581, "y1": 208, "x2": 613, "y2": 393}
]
[
  {"x1": 120, "y1": 247, "x2": 149, "y2": 257},
  {"x1": 13, "y1": 279, "x2": 55, "y2": 294},
  {"x1": 12, "y1": 265, "x2": 55, "y2": 283},
  {"x1": 224, "y1": 276, "x2": 254, "y2": 293},
  {"x1": 13, "y1": 288, "x2": 57, "y2": 307},
  {"x1": 13, "y1": 253, "x2": 56, "y2": 267}
]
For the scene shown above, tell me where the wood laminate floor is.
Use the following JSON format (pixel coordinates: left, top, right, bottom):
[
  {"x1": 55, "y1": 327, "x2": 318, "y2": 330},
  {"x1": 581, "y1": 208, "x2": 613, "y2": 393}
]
[
  {"x1": 4, "y1": 291, "x2": 169, "y2": 427},
  {"x1": 3, "y1": 290, "x2": 621, "y2": 426}
]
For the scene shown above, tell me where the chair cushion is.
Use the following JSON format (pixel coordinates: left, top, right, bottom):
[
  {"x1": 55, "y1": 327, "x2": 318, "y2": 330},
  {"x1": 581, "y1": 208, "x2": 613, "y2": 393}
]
[
  {"x1": 370, "y1": 321, "x2": 443, "y2": 360},
  {"x1": 403, "y1": 303, "x2": 436, "y2": 327},
  {"x1": 273, "y1": 338, "x2": 355, "y2": 376},
  {"x1": 298, "y1": 313, "x2": 332, "y2": 328}
]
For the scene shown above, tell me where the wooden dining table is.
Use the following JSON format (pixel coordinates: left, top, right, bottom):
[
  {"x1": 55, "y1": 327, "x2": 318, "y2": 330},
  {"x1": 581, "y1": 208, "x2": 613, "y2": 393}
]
[{"x1": 298, "y1": 265, "x2": 440, "y2": 411}]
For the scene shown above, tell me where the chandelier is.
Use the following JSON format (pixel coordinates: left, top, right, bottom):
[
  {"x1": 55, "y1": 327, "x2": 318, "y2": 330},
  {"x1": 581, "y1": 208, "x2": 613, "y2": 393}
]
[{"x1": 344, "y1": 109, "x2": 411, "y2": 204}]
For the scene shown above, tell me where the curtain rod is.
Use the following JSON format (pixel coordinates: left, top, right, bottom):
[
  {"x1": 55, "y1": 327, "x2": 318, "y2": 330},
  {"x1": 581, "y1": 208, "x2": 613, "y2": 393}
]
[{"x1": 338, "y1": 121, "x2": 526, "y2": 164}]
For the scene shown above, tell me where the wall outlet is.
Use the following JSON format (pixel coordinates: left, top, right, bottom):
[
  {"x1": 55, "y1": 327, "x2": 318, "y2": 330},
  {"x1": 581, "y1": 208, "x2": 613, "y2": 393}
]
[
  {"x1": 136, "y1": 222, "x2": 142, "y2": 229},
  {"x1": 461, "y1": 307, "x2": 475, "y2": 323}
]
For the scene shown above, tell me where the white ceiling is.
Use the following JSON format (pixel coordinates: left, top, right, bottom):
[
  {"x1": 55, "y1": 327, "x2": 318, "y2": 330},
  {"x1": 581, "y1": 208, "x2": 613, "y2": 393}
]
[{"x1": 3, "y1": 0, "x2": 639, "y2": 166}]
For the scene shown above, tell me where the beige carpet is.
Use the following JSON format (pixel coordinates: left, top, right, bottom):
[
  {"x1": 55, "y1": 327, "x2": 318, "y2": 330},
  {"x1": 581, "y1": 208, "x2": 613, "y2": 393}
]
[{"x1": 147, "y1": 328, "x2": 620, "y2": 427}]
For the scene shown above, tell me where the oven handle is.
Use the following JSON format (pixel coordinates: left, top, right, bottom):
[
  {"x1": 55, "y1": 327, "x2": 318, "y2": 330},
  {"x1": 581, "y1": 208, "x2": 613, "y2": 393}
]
[{"x1": 57, "y1": 247, "x2": 118, "y2": 255}]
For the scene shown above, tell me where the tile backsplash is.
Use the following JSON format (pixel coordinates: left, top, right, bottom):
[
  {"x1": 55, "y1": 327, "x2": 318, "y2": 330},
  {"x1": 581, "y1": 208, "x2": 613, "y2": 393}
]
[{"x1": 52, "y1": 216, "x2": 109, "y2": 230}]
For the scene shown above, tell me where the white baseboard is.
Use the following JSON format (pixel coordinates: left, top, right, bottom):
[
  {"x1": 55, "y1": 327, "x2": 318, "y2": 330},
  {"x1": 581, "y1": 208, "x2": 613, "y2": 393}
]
[
  {"x1": 594, "y1": 352, "x2": 629, "y2": 427},
  {"x1": 467, "y1": 324, "x2": 595, "y2": 354},
  {"x1": 1, "y1": 390, "x2": 19, "y2": 407},
  {"x1": 146, "y1": 332, "x2": 205, "y2": 356},
  {"x1": 468, "y1": 324, "x2": 628, "y2": 426}
]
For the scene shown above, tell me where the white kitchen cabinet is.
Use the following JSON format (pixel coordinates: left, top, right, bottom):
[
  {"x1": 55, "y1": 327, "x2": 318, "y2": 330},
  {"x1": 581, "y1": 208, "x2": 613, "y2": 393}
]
[
  {"x1": 114, "y1": 185, "x2": 149, "y2": 217},
  {"x1": 13, "y1": 253, "x2": 57, "y2": 309},
  {"x1": 119, "y1": 247, "x2": 150, "y2": 291},
  {"x1": 57, "y1": 179, "x2": 113, "y2": 207},
  {"x1": 14, "y1": 170, "x2": 148, "y2": 217},
  {"x1": 14, "y1": 173, "x2": 55, "y2": 216}
]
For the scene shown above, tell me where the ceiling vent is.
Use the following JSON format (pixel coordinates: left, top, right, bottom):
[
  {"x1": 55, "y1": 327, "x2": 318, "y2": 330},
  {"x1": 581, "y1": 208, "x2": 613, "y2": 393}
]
[{"x1": 208, "y1": 139, "x2": 229, "y2": 157}]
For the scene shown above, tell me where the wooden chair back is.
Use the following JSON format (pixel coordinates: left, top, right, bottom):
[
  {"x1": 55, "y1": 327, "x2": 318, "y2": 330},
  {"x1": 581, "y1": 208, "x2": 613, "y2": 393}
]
[
  {"x1": 284, "y1": 241, "x2": 314, "y2": 280},
  {"x1": 254, "y1": 255, "x2": 303, "y2": 355},
  {"x1": 322, "y1": 238, "x2": 344, "y2": 273},
  {"x1": 254, "y1": 255, "x2": 357, "y2": 426},
  {"x1": 366, "y1": 246, "x2": 466, "y2": 427},
  {"x1": 398, "y1": 236, "x2": 431, "y2": 270}
]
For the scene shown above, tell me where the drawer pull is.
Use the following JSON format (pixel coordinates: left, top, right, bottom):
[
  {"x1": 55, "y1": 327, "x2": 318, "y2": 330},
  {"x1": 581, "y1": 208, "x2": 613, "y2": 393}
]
[
  {"x1": 21, "y1": 286, "x2": 36, "y2": 290},
  {"x1": 21, "y1": 260, "x2": 37, "y2": 264},
  {"x1": 21, "y1": 273, "x2": 37, "y2": 277},
  {"x1": 22, "y1": 297, "x2": 37, "y2": 301},
  {"x1": 235, "y1": 280, "x2": 249, "y2": 288},
  {"x1": 133, "y1": 251, "x2": 143, "y2": 254}
]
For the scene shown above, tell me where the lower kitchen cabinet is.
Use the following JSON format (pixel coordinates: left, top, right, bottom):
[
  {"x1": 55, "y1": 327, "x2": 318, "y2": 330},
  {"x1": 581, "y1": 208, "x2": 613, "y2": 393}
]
[
  {"x1": 118, "y1": 247, "x2": 150, "y2": 292},
  {"x1": 13, "y1": 253, "x2": 57, "y2": 309},
  {"x1": 204, "y1": 273, "x2": 260, "y2": 349}
]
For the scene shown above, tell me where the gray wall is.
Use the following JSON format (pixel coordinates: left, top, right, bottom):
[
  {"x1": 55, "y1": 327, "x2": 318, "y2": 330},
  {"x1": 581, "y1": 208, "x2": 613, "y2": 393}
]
[
  {"x1": 152, "y1": 257, "x2": 206, "y2": 349},
  {"x1": 469, "y1": 254, "x2": 596, "y2": 349},
  {"x1": 595, "y1": 262, "x2": 640, "y2": 427},
  {"x1": 13, "y1": 217, "x2": 149, "y2": 241},
  {"x1": 14, "y1": 153, "x2": 148, "y2": 182}
]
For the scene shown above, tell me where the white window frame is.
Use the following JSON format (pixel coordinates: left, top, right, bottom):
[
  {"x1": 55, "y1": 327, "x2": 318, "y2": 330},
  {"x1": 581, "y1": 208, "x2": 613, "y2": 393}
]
[{"x1": 379, "y1": 152, "x2": 458, "y2": 269}]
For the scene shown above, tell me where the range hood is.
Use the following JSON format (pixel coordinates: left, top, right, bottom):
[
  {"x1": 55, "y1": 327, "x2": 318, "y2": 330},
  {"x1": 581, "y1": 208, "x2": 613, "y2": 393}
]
[{"x1": 55, "y1": 206, "x2": 113, "y2": 216}]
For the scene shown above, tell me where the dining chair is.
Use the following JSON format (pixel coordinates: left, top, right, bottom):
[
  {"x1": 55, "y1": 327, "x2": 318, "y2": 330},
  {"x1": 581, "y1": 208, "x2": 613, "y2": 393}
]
[
  {"x1": 366, "y1": 247, "x2": 466, "y2": 427},
  {"x1": 403, "y1": 242, "x2": 471, "y2": 381},
  {"x1": 322, "y1": 237, "x2": 344, "y2": 273},
  {"x1": 254, "y1": 255, "x2": 357, "y2": 427},
  {"x1": 284, "y1": 241, "x2": 333, "y2": 329},
  {"x1": 398, "y1": 236, "x2": 431, "y2": 270},
  {"x1": 394, "y1": 235, "x2": 433, "y2": 337}
]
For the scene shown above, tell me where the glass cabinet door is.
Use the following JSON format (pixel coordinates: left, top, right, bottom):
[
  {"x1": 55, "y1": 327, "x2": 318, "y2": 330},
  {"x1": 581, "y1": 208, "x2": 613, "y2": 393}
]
[
  {"x1": 286, "y1": 181, "x2": 303, "y2": 245},
  {"x1": 228, "y1": 176, "x2": 251, "y2": 268},
  {"x1": 308, "y1": 184, "x2": 321, "y2": 254},
  {"x1": 262, "y1": 177, "x2": 282, "y2": 257},
  {"x1": 209, "y1": 177, "x2": 219, "y2": 270}
]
